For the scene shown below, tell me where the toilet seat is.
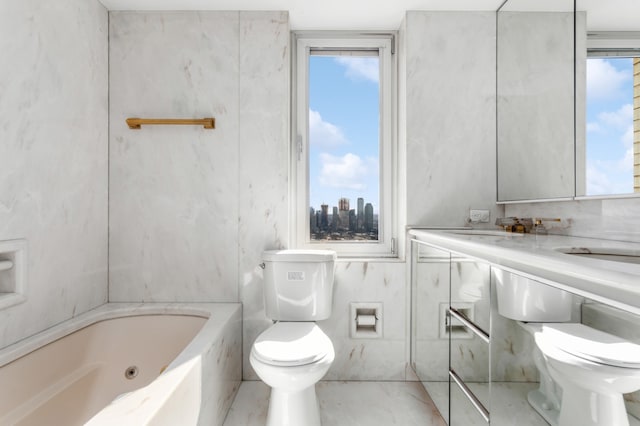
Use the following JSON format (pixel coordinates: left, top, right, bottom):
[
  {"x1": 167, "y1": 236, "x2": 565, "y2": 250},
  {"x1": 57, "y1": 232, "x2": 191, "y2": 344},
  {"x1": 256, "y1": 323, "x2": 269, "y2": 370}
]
[
  {"x1": 252, "y1": 322, "x2": 333, "y2": 367},
  {"x1": 539, "y1": 323, "x2": 640, "y2": 368}
]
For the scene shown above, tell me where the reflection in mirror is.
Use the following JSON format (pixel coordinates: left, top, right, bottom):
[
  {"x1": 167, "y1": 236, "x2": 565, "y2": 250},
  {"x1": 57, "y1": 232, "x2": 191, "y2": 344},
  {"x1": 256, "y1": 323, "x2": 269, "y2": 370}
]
[
  {"x1": 576, "y1": 0, "x2": 640, "y2": 196},
  {"x1": 410, "y1": 241, "x2": 451, "y2": 422},
  {"x1": 497, "y1": 0, "x2": 575, "y2": 202}
]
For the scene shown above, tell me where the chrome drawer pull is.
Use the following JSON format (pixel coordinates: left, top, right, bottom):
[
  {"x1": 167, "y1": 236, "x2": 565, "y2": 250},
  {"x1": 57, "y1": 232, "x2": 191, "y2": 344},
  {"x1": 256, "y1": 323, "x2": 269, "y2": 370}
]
[
  {"x1": 449, "y1": 369, "x2": 490, "y2": 423},
  {"x1": 448, "y1": 307, "x2": 490, "y2": 343}
]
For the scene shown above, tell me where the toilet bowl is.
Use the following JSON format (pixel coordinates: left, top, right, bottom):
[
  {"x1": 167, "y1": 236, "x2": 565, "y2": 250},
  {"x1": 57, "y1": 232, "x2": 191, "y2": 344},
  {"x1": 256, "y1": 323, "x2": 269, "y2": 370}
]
[
  {"x1": 252, "y1": 249, "x2": 337, "y2": 426},
  {"x1": 518, "y1": 322, "x2": 562, "y2": 425},
  {"x1": 493, "y1": 269, "x2": 640, "y2": 426},
  {"x1": 534, "y1": 323, "x2": 640, "y2": 426},
  {"x1": 250, "y1": 322, "x2": 334, "y2": 426}
]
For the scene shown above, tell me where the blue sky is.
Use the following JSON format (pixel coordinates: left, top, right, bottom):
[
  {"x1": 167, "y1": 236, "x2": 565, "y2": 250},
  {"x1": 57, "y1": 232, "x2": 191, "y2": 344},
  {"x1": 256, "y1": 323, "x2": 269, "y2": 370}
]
[
  {"x1": 586, "y1": 57, "x2": 635, "y2": 195},
  {"x1": 308, "y1": 55, "x2": 380, "y2": 212}
]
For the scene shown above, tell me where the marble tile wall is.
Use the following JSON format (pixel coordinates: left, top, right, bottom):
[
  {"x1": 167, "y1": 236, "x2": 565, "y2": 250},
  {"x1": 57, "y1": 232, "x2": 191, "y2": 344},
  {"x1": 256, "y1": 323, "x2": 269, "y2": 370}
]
[
  {"x1": 199, "y1": 305, "x2": 242, "y2": 425},
  {"x1": 505, "y1": 197, "x2": 640, "y2": 243},
  {"x1": 108, "y1": 12, "x2": 241, "y2": 302},
  {"x1": 0, "y1": 0, "x2": 109, "y2": 349},
  {"x1": 106, "y1": 10, "x2": 292, "y2": 380},
  {"x1": 404, "y1": 11, "x2": 501, "y2": 228},
  {"x1": 320, "y1": 261, "x2": 407, "y2": 381},
  {"x1": 237, "y1": 12, "x2": 291, "y2": 381}
]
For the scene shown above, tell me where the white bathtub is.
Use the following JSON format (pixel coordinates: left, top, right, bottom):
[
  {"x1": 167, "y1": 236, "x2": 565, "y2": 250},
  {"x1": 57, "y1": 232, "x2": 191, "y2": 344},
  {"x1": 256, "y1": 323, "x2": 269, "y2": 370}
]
[{"x1": 0, "y1": 303, "x2": 242, "y2": 426}]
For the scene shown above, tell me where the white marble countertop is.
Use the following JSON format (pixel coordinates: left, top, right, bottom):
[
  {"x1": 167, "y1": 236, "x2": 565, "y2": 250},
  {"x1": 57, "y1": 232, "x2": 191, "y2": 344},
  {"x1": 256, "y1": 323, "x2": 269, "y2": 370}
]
[{"x1": 409, "y1": 229, "x2": 640, "y2": 315}]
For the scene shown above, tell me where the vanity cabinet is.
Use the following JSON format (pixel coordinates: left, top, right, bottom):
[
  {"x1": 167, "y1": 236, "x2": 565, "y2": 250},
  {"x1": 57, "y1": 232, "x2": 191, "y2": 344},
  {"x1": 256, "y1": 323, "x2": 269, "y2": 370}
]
[
  {"x1": 411, "y1": 240, "x2": 491, "y2": 424},
  {"x1": 411, "y1": 240, "x2": 547, "y2": 425},
  {"x1": 410, "y1": 229, "x2": 640, "y2": 425}
]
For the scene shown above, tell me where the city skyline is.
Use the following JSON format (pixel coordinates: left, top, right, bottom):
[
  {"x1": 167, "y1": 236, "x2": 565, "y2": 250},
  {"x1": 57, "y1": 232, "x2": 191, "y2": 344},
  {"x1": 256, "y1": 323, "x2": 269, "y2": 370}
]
[{"x1": 309, "y1": 195, "x2": 378, "y2": 241}]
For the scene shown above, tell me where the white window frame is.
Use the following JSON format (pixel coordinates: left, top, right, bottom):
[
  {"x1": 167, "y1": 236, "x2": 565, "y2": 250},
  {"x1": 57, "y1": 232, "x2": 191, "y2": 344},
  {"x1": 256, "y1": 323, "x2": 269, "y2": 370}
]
[{"x1": 291, "y1": 32, "x2": 398, "y2": 258}]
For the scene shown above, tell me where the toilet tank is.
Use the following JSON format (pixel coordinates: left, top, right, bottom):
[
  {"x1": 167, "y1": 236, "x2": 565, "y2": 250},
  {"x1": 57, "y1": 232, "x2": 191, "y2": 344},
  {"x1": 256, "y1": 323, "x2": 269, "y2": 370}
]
[{"x1": 262, "y1": 249, "x2": 337, "y2": 321}]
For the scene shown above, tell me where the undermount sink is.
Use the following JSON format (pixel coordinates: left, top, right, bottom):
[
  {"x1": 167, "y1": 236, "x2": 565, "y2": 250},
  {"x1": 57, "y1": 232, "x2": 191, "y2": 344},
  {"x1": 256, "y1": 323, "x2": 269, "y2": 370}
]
[{"x1": 555, "y1": 247, "x2": 640, "y2": 265}]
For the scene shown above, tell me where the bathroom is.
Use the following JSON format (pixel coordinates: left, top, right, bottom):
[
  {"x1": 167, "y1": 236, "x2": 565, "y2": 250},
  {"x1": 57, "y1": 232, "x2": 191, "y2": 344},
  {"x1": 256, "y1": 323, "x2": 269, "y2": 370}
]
[{"x1": 0, "y1": 0, "x2": 639, "y2": 425}]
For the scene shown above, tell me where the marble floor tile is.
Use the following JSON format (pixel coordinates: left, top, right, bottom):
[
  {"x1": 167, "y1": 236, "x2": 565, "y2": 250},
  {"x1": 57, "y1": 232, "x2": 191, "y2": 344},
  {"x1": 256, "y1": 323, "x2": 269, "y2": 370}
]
[{"x1": 223, "y1": 381, "x2": 446, "y2": 426}]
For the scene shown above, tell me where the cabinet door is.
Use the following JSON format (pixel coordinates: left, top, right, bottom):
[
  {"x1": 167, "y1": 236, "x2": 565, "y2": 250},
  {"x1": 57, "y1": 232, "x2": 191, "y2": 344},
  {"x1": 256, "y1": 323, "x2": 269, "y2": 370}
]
[
  {"x1": 410, "y1": 241, "x2": 451, "y2": 422},
  {"x1": 449, "y1": 255, "x2": 491, "y2": 424}
]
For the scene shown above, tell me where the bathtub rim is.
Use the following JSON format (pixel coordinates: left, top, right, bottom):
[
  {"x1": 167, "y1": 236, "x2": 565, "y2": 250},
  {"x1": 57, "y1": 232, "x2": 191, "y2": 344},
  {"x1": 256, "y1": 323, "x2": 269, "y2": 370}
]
[{"x1": 0, "y1": 302, "x2": 241, "y2": 370}]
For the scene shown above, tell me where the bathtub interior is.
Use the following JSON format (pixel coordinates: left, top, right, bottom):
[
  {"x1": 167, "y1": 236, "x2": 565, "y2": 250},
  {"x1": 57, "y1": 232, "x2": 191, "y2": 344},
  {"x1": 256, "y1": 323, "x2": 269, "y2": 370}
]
[{"x1": 0, "y1": 314, "x2": 206, "y2": 426}]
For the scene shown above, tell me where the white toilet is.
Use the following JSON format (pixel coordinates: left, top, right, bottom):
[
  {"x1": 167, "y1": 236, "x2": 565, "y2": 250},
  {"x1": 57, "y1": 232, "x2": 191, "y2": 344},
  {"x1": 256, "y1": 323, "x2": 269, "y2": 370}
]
[
  {"x1": 250, "y1": 249, "x2": 336, "y2": 426},
  {"x1": 494, "y1": 269, "x2": 640, "y2": 426}
]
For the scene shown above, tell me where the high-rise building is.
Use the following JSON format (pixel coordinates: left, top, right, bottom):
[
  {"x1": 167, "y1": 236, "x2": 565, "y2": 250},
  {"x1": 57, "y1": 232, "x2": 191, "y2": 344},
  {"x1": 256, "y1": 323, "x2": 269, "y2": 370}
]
[
  {"x1": 331, "y1": 206, "x2": 339, "y2": 231},
  {"x1": 339, "y1": 197, "x2": 350, "y2": 211},
  {"x1": 364, "y1": 203, "x2": 374, "y2": 232},
  {"x1": 310, "y1": 207, "x2": 318, "y2": 233},
  {"x1": 349, "y1": 209, "x2": 356, "y2": 231},
  {"x1": 338, "y1": 198, "x2": 350, "y2": 231},
  {"x1": 320, "y1": 204, "x2": 329, "y2": 230},
  {"x1": 357, "y1": 197, "x2": 364, "y2": 231}
]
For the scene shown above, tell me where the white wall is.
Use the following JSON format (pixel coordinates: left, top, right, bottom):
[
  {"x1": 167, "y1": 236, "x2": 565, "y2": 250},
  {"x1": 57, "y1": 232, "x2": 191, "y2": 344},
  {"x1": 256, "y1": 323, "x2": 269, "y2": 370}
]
[
  {"x1": 0, "y1": 1, "x2": 109, "y2": 349},
  {"x1": 109, "y1": 11, "x2": 243, "y2": 302}
]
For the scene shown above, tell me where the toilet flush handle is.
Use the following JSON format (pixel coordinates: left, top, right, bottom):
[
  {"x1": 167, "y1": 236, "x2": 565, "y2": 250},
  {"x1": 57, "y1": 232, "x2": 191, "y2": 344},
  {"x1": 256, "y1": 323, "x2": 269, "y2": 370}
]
[{"x1": 259, "y1": 262, "x2": 265, "y2": 269}]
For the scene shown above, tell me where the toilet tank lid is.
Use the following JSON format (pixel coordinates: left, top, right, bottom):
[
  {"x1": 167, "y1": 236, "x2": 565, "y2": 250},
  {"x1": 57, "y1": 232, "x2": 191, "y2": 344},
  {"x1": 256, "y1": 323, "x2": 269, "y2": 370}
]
[
  {"x1": 263, "y1": 249, "x2": 337, "y2": 262},
  {"x1": 541, "y1": 323, "x2": 640, "y2": 368}
]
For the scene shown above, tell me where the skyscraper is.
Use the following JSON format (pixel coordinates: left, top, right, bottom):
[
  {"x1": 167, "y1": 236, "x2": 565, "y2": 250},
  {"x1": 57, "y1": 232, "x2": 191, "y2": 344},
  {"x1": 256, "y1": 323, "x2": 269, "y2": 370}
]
[
  {"x1": 364, "y1": 203, "x2": 374, "y2": 232},
  {"x1": 310, "y1": 207, "x2": 318, "y2": 233},
  {"x1": 320, "y1": 204, "x2": 329, "y2": 231},
  {"x1": 357, "y1": 197, "x2": 364, "y2": 231},
  {"x1": 349, "y1": 209, "x2": 356, "y2": 231},
  {"x1": 338, "y1": 197, "x2": 350, "y2": 231}
]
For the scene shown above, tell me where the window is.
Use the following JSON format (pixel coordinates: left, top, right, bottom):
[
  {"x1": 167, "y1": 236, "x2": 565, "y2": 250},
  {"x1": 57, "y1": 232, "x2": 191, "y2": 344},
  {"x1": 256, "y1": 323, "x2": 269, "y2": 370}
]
[
  {"x1": 585, "y1": 34, "x2": 640, "y2": 195},
  {"x1": 291, "y1": 32, "x2": 397, "y2": 257}
]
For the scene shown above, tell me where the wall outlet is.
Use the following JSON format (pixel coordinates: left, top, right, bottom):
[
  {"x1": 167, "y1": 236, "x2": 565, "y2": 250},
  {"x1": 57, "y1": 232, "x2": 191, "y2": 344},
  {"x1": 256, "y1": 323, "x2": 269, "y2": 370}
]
[{"x1": 469, "y1": 209, "x2": 490, "y2": 223}]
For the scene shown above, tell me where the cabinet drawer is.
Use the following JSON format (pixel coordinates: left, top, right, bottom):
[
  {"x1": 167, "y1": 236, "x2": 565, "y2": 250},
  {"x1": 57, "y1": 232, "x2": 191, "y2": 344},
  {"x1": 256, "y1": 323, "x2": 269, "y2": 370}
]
[{"x1": 450, "y1": 257, "x2": 491, "y2": 333}]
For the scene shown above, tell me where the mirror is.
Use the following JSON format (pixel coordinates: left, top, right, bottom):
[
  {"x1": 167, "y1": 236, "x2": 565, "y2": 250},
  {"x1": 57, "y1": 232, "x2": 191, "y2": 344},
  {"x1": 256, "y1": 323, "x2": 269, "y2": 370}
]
[
  {"x1": 410, "y1": 241, "x2": 451, "y2": 422},
  {"x1": 497, "y1": 0, "x2": 576, "y2": 202},
  {"x1": 576, "y1": 0, "x2": 640, "y2": 197}
]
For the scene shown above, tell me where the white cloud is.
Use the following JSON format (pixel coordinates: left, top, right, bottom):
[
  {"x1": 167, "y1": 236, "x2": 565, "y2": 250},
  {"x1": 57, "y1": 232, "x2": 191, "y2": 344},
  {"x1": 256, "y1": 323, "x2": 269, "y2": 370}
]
[
  {"x1": 318, "y1": 153, "x2": 377, "y2": 191},
  {"x1": 622, "y1": 124, "x2": 634, "y2": 148},
  {"x1": 309, "y1": 109, "x2": 347, "y2": 148},
  {"x1": 587, "y1": 58, "x2": 631, "y2": 101},
  {"x1": 598, "y1": 103, "x2": 633, "y2": 130},
  {"x1": 586, "y1": 162, "x2": 613, "y2": 195},
  {"x1": 619, "y1": 146, "x2": 634, "y2": 172},
  {"x1": 586, "y1": 122, "x2": 602, "y2": 133},
  {"x1": 334, "y1": 57, "x2": 379, "y2": 83}
]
